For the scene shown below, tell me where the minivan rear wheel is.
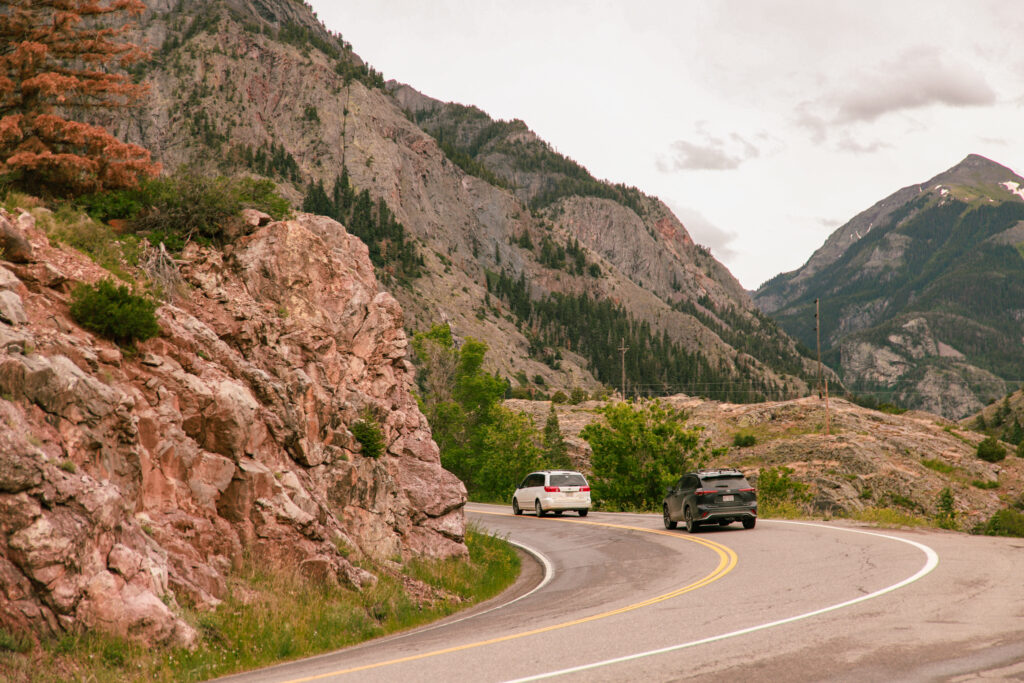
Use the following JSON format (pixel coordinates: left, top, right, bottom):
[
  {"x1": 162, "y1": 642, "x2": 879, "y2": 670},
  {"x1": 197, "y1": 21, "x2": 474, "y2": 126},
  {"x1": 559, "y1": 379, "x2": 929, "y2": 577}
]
[
  {"x1": 535, "y1": 500, "x2": 546, "y2": 517},
  {"x1": 513, "y1": 499, "x2": 522, "y2": 515}
]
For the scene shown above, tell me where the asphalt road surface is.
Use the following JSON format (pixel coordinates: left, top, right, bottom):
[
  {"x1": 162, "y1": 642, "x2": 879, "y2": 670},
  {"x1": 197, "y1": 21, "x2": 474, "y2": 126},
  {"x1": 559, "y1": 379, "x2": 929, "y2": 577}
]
[{"x1": 221, "y1": 503, "x2": 1024, "y2": 682}]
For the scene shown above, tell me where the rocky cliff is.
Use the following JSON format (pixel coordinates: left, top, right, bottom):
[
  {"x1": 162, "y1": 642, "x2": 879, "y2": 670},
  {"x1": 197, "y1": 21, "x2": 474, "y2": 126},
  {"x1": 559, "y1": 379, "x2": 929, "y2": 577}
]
[
  {"x1": 93, "y1": 0, "x2": 817, "y2": 403},
  {"x1": 0, "y1": 207, "x2": 465, "y2": 648}
]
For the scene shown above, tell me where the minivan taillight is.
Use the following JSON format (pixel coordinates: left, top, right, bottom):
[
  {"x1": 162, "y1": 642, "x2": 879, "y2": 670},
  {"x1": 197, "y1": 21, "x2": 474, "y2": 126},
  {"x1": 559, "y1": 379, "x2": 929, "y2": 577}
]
[
  {"x1": 580, "y1": 486, "x2": 590, "y2": 492},
  {"x1": 544, "y1": 486, "x2": 560, "y2": 492}
]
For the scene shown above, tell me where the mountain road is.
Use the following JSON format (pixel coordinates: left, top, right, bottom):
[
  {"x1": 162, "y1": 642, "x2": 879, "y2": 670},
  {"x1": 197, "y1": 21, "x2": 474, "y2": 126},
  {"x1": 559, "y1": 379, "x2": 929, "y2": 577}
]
[{"x1": 220, "y1": 502, "x2": 1024, "y2": 682}]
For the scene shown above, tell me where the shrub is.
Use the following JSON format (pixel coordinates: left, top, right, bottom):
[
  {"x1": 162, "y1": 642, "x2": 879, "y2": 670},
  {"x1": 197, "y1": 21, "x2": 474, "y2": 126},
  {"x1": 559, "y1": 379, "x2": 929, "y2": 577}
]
[
  {"x1": 756, "y1": 465, "x2": 811, "y2": 509},
  {"x1": 972, "y1": 479, "x2": 999, "y2": 490},
  {"x1": 1017, "y1": 441, "x2": 1024, "y2": 458},
  {"x1": 975, "y1": 507, "x2": 1024, "y2": 537},
  {"x1": 69, "y1": 280, "x2": 160, "y2": 346},
  {"x1": 935, "y1": 487, "x2": 956, "y2": 529},
  {"x1": 732, "y1": 432, "x2": 756, "y2": 448},
  {"x1": 976, "y1": 436, "x2": 1007, "y2": 463},
  {"x1": 549, "y1": 391, "x2": 568, "y2": 404},
  {"x1": 581, "y1": 400, "x2": 718, "y2": 511},
  {"x1": 130, "y1": 171, "x2": 291, "y2": 245},
  {"x1": 350, "y1": 411, "x2": 385, "y2": 458}
]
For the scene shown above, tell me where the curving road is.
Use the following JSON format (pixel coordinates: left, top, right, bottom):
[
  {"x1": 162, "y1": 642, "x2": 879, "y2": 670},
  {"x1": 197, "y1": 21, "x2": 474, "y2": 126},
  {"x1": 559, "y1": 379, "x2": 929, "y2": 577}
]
[{"x1": 222, "y1": 503, "x2": 1024, "y2": 682}]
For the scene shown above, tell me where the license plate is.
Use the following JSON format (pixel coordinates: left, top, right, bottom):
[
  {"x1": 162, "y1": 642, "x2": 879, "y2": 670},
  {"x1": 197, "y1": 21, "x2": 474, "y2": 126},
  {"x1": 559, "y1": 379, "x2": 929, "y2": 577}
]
[{"x1": 722, "y1": 494, "x2": 734, "y2": 502}]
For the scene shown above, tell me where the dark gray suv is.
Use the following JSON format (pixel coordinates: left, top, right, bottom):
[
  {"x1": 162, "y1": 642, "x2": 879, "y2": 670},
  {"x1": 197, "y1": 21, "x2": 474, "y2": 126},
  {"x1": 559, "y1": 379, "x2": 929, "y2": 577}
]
[{"x1": 663, "y1": 469, "x2": 757, "y2": 532}]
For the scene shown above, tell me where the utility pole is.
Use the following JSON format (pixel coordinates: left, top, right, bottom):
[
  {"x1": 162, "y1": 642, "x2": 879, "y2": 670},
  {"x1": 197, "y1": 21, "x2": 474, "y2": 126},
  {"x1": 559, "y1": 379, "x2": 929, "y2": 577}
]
[
  {"x1": 815, "y1": 298, "x2": 822, "y2": 398},
  {"x1": 618, "y1": 338, "x2": 629, "y2": 399},
  {"x1": 815, "y1": 298, "x2": 831, "y2": 435}
]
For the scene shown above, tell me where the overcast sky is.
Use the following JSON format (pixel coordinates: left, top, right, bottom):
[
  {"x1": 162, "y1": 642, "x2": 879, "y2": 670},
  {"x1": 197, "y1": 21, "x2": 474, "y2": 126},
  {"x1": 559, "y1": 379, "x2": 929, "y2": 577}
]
[{"x1": 306, "y1": 0, "x2": 1024, "y2": 290}]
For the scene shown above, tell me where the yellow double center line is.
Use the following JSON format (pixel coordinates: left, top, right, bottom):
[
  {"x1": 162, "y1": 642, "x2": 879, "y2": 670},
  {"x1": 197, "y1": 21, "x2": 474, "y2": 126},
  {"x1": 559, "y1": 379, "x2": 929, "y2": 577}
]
[{"x1": 283, "y1": 511, "x2": 738, "y2": 682}]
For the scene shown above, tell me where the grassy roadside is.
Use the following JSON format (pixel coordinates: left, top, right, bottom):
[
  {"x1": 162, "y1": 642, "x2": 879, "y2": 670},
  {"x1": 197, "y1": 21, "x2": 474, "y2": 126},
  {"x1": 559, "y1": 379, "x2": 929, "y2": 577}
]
[{"x1": 0, "y1": 525, "x2": 519, "y2": 682}]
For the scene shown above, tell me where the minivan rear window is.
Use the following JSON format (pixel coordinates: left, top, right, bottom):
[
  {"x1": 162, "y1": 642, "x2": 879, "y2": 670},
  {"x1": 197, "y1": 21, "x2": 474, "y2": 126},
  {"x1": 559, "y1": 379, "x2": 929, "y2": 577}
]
[{"x1": 551, "y1": 473, "x2": 587, "y2": 487}]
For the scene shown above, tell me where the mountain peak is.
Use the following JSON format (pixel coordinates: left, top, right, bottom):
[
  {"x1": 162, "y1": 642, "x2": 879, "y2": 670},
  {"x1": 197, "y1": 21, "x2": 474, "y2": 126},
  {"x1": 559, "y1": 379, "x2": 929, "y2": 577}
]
[{"x1": 927, "y1": 153, "x2": 1023, "y2": 188}]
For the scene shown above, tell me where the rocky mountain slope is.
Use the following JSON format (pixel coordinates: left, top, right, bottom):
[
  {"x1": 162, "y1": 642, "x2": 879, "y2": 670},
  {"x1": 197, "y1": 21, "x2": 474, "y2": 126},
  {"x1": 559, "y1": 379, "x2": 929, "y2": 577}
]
[
  {"x1": 509, "y1": 396, "x2": 1023, "y2": 530},
  {"x1": 0, "y1": 207, "x2": 465, "y2": 647},
  {"x1": 755, "y1": 154, "x2": 1024, "y2": 418},
  {"x1": 100, "y1": 0, "x2": 818, "y2": 403}
]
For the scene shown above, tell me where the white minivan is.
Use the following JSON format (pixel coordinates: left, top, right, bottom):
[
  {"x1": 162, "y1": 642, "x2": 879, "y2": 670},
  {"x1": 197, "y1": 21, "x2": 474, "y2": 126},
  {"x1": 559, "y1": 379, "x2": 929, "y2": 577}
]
[{"x1": 512, "y1": 470, "x2": 591, "y2": 517}]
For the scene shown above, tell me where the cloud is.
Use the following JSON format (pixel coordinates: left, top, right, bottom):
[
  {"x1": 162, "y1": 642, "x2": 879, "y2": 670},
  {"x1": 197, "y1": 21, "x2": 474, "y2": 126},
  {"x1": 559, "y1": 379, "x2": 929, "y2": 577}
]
[
  {"x1": 794, "y1": 47, "x2": 997, "y2": 143},
  {"x1": 838, "y1": 48, "x2": 995, "y2": 123},
  {"x1": 657, "y1": 124, "x2": 760, "y2": 172}
]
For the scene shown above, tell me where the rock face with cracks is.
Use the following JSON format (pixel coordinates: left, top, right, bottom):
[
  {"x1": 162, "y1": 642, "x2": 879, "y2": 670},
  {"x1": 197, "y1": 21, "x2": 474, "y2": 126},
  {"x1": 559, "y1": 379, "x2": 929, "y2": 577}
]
[{"x1": 0, "y1": 209, "x2": 466, "y2": 650}]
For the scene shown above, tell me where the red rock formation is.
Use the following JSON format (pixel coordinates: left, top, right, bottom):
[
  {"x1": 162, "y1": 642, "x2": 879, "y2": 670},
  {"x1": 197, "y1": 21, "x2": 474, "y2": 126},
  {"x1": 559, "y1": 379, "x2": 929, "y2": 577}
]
[{"x1": 0, "y1": 209, "x2": 466, "y2": 649}]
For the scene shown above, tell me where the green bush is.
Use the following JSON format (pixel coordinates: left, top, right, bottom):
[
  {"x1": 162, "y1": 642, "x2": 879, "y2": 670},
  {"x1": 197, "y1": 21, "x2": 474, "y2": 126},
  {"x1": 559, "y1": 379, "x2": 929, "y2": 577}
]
[
  {"x1": 976, "y1": 507, "x2": 1024, "y2": 537},
  {"x1": 130, "y1": 171, "x2": 291, "y2": 245},
  {"x1": 732, "y1": 432, "x2": 756, "y2": 447},
  {"x1": 350, "y1": 411, "x2": 385, "y2": 458},
  {"x1": 1017, "y1": 440, "x2": 1024, "y2": 458},
  {"x1": 581, "y1": 400, "x2": 718, "y2": 511},
  {"x1": 76, "y1": 189, "x2": 144, "y2": 222},
  {"x1": 976, "y1": 436, "x2": 1007, "y2": 463},
  {"x1": 756, "y1": 465, "x2": 811, "y2": 509},
  {"x1": 935, "y1": 487, "x2": 956, "y2": 529},
  {"x1": 69, "y1": 279, "x2": 160, "y2": 346}
]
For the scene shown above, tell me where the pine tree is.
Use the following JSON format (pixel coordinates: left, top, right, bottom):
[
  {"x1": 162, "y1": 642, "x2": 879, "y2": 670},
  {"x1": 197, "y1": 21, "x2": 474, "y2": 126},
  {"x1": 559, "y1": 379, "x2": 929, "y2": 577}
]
[
  {"x1": 541, "y1": 404, "x2": 571, "y2": 469},
  {"x1": 0, "y1": 0, "x2": 158, "y2": 194}
]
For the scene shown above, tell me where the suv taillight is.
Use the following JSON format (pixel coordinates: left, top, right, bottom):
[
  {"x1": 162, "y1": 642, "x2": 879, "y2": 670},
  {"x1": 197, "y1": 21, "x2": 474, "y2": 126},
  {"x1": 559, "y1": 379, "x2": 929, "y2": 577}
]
[
  {"x1": 739, "y1": 488, "x2": 756, "y2": 493},
  {"x1": 696, "y1": 489, "x2": 715, "y2": 497},
  {"x1": 544, "y1": 486, "x2": 560, "y2": 492}
]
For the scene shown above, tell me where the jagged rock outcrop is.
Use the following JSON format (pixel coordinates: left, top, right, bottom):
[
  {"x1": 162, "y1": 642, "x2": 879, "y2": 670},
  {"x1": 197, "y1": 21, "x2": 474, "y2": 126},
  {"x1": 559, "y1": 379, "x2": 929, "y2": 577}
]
[{"x1": 0, "y1": 209, "x2": 466, "y2": 648}]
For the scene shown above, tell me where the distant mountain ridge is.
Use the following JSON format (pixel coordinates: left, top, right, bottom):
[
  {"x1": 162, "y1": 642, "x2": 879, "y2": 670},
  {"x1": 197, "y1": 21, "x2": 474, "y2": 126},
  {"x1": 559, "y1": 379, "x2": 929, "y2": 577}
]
[
  {"x1": 104, "y1": 0, "x2": 820, "y2": 402},
  {"x1": 755, "y1": 154, "x2": 1024, "y2": 418}
]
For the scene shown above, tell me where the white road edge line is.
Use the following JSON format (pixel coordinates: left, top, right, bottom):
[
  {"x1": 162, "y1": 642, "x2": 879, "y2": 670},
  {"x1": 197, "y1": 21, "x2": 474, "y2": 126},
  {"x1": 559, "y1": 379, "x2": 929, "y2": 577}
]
[
  {"x1": 397, "y1": 539, "x2": 555, "y2": 636},
  {"x1": 505, "y1": 519, "x2": 940, "y2": 682}
]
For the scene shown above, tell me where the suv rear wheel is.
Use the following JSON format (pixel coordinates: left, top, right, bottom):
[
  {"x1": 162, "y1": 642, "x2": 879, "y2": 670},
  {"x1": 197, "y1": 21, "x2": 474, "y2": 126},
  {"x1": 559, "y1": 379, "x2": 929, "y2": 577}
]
[
  {"x1": 663, "y1": 505, "x2": 677, "y2": 530},
  {"x1": 743, "y1": 517, "x2": 756, "y2": 529},
  {"x1": 684, "y1": 506, "x2": 700, "y2": 533}
]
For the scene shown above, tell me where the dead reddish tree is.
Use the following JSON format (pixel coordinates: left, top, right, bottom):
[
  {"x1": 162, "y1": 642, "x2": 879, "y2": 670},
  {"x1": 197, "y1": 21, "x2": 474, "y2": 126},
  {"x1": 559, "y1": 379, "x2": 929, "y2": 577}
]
[{"x1": 0, "y1": 0, "x2": 159, "y2": 195}]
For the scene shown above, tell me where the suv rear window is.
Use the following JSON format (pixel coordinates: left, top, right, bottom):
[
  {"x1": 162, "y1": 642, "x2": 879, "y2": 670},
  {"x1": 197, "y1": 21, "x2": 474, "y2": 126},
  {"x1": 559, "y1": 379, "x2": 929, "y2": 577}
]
[
  {"x1": 550, "y1": 473, "x2": 587, "y2": 487},
  {"x1": 700, "y1": 476, "x2": 749, "y2": 488}
]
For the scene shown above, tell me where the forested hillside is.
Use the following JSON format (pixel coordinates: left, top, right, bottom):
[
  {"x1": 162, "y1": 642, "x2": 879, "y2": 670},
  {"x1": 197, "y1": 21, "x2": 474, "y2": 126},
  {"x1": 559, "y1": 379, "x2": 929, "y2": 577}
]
[{"x1": 756, "y1": 155, "x2": 1024, "y2": 418}]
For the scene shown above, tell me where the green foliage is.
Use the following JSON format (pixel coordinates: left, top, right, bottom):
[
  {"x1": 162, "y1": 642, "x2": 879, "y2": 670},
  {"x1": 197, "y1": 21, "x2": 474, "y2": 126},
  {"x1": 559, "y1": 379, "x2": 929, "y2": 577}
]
[
  {"x1": 350, "y1": 411, "x2": 385, "y2": 458},
  {"x1": 921, "y1": 458, "x2": 956, "y2": 474},
  {"x1": 302, "y1": 105, "x2": 320, "y2": 123},
  {"x1": 732, "y1": 431, "x2": 756, "y2": 447},
  {"x1": 40, "y1": 207, "x2": 142, "y2": 278},
  {"x1": 0, "y1": 627, "x2": 32, "y2": 653},
  {"x1": 303, "y1": 171, "x2": 422, "y2": 286},
  {"x1": 412, "y1": 324, "x2": 555, "y2": 500},
  {"x1": 971, "y1": 479, "x2": 999, "y2": 490},
  {"x1": 1017, "y1": 440, "x2": 1024, "y2": 458},
  {"x1": 975, "y1": 507, "x2": 1024, "y2": 537},
  {"x1": 976, "y1": 436, "x2": 1007, "y2": 463},
  {"x1": 76, "y1": 189, "x2": 144, "y2": 222},
  {"x1": 229, "y1": 142, "x2": 301, "y2": 184},
  {"x1": 755, "y1": 466, "x2": 812, "y2": 510},
  {"x1": 935, "y1": 487, "x2": 957, "y2": 529},
  {"x1": 69, "y1": 280, "x2": 160, "y2": 346},
  {"x1": 130, "y1": 171, "x2": 290, "y2": 245},
  {"x1": 486, "y1": 269, "x2": 785, "y2": 402},
  {"x1": 580, "y1": 400, "x2": 715, "y2": 510},
  {"x1": 541, "y1": 405, "x2": 571, "y2": 470}
]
